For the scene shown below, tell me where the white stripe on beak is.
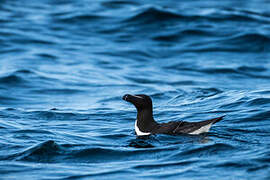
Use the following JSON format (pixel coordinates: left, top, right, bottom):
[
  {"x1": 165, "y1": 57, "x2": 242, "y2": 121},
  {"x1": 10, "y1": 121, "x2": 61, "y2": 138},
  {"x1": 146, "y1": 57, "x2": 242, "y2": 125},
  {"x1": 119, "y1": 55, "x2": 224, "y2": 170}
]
[{"x1": 133, "y1": 95, "x2": 144, "y2": 99}]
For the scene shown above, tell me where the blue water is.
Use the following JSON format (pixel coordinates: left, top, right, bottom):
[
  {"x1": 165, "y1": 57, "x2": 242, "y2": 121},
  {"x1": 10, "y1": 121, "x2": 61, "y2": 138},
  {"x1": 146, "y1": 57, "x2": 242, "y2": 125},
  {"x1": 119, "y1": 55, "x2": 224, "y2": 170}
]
[{"x1": 1, "y1": 0, "x2": 270, "y2": 179}]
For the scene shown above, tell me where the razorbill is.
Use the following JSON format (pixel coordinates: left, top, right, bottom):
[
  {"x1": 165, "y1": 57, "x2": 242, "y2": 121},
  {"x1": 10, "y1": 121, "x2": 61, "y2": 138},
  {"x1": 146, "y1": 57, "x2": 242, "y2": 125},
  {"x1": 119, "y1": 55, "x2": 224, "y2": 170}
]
[{"x1": 123, "y1": 94, "x2": 225, "y2": 136}]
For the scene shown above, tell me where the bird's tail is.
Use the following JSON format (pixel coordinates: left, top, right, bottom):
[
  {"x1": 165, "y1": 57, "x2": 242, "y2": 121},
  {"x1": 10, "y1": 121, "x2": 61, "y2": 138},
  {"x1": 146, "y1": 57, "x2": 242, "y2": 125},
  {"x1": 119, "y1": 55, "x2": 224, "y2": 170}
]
[{"x1": 211, "y1": 115, "x2": 225, "y2": 124}]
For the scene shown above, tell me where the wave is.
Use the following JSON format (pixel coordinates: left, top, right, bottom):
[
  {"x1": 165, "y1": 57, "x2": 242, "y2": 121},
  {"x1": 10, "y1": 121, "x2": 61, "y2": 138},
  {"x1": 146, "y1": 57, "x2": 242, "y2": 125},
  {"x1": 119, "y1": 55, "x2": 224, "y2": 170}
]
[
  {"x1": 31, "y1": 88, "x2": 84, "y2": 95},
  {"x1": 184, "y1": 33, "x2": 270, "y2": 52},
  {"x1": 63, "y1": 169, "x2": 132, "y2": 179},
  {"x1": 238, "y1": 66, "x2": 267, "y2": 72},
  {"x1": 152, "y1": 29, "x2": 213, "y2": 42},
  {"x1": 12, "y1": 129, "x2": 55, "y2": 135},
  {"x1": 15, "y1": 140, "x2": 62, "y2": 162},
  {"x1": 0, "y1": 95, "x2": 19, "y2": 104},
  {"x1": 5, "y1": 140, "x2": 174, "y2": 163},
  {"x1": 26, "y1": 110, "x2": 77, "y2": 120},
  {"x1": 246, "y1": 98, "x2": 270, "y2": 106},
  {"x1": 128, "y1": 138, "x2": 155, "y2": 148},
  {"x1": 53, "y1": 13, "x2": 107, "y2": 24},
  {"x1": 12, "y1": 38, "x2": 55, "y2": 45},
  {"x1": 101, "y1": 0, "x2": 139, "y2": 8},
  {"x1": 123, "y1": 6, "x2": 269, "y2": 25},
  {"x1": 219, "y1": 100, "x2": 246, "y2": 109},
  {"x1": 221, "y1": 33, "x2": 270, "y2": 52},
  {"x1": 248, "y1": 110, "x2": 270, "y2": 121},
  {"x1": 212, "y1": 161, "x2": 252, "y2": 169},
  {"x1": 0, "y1": 69, "x2": 63, "y2": 90},
  {"x1": 133, "y1": 159, "x2": 198, "y2": 170},
  {"x1": 165, "y1": 63, "x2": 270, "y2": 79},
  {"x1": 169, "y1": 143, "x2": 235, "y2": 159},
  {"x1": 124, "y1": 6, "x2": 186, "y2": 23},
  {"x1": 0, "y1": 74, "x2": 25, "y2": 85},
  {"x1": 35, "y1": 53, "x2": 57, "y2": 60}
]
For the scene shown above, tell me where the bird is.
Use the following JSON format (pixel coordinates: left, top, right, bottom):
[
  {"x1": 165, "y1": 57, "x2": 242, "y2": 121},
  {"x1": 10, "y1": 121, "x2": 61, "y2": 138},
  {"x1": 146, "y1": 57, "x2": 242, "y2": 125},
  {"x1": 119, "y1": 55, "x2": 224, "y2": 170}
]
[{"x1": 123, "y1": 94, "x2": 225, "y2": 136}]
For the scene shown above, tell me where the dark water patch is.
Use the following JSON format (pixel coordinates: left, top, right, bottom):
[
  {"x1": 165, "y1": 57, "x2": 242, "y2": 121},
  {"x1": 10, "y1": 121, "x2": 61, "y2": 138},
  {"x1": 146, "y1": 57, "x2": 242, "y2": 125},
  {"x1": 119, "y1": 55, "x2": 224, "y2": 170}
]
[
  {"x1": 201, "y1": 67, "x2": 239, "y2": 74},
  {"x1": 0, "y1": 69, "x2": 60, "y2": 89},
  {"x1": 181, "y1": 29, "x2": 214, "y2": 36},
  {"x1": 98, "y1": 133, "x2": 130, "y2": 141},
  {"x1": 246, "y1": 98, "x2": 270, "y2": 106},
  {"x1": 9, "y1": 140, "x2": 177, "y2": 163},
  {"x1": 164, "y1": 62, "x2": 200, "y2": 71},
  {"x1": 54, "y1": 13, "x2": 109, "y2": 24},
  {"x1": 152, "y1": 29, "x2": 214, "y2": 42},
  {"x1": 222, "y1": 7, "x2": 270, "y2": 23},
  {"x1": 94, "y1": 50, "x2": 155, "y2": 62},
  {"x1": 101, "y1": 0, "x2": 139, "y2": 8},
  {"x1": 15, "y1": 69, "x2": 33, "y2": 74},
  {"x1": 26, "y1": 110, "x2": 77, "y2": 121},
  {"x1": 124, "y1": 76, "x2": 164, "y2": 84},
  {"x1": 171, "y1": 143, "x2": 235, "y2": 158},
  {"x1": 36, "y1": 53, "x2": 57, "y2": 60},
  {"x1": 194, "y1": 88, "x2": 223, "y2": 99},
  {"x1": 255, "y1": 155, "x2": 270, "y2": 164},
  {"x1": 0, "y1": 31, "x2": 17, "y2": 37},
  {"x1": 97, "y1": 25, "x2": 124, "y2": 35},
  {"x1": 123, "y1": 5, "x2": 268, "y2": 26},
  {"x1": 221, "y1": 33, "x2": 270, "y2": 52},
  {"x1": 247, "y1": 165, "x2": 269, "y2": 172},
  {"x1": 253, "y1": 90, "x2": 270, "y2": 95},
  {"x1": 128, "y1": 136, "x2": 157, "y2": 148},
  {"x1": 181, "y1": 33, "x2": 270, "y2": 53},
  {"x1": 226, "y1": 127, "x2": 269, "y2": 136},
  {"x1": 124, "y1": 6, "x2": 186, "y2": 24},
  {"x1": 0, "y1": 74, "x2": 26, "y2": 85},
  {"x1": 12, "y1": 37, "x2": 56, "y2": 46},
  {"x1": 238, "y1": 66, "x2": 267, "y2": 73},
  {"x1": 211, "y1": 11, "x2": 270, "y2": 23},
  {"x1": 0, "y1": 95, "x2": 19, "y2": 102},
  {"x1": 0, "y1": 47, "x2": 26, "y2": 54},
  {"x1": 248, "y1": 111, "x2": 270, "y2": 122},
  {"x1": 128, "y1": 140, "x2": 155, "y2": 148},
  {"x1": 63, "y1": 169, "x2": 133, "y2": 179},
  {"x1": 12, "y1": 129, "x2": 55, "y2": 135},
  {"x1": 31, "y1": 88, "x2": 85, "y2": 95},
  {"x1": 115, "y1": 49, "x2": 156, "y2": 60},
  {"x1": 133, "y1": 159, "x2": 198, "y2": 170},
  {"x1": 0, "y1": 162, "x2": 41, "y2": 176},
  {"x1": 15, "y1": 140, "x2": 62, "y2": 162},
  {"x1": 211, "y1": 161, "x2": 253, "y2": 169},
  {"x1": 68, "y1": 146, "x2": 177, "y2": 163},
  {"x1": 169, "y1": 80, "x2": 197, "y2": 86},
  {"x1": 65, "y1": 147, "x2": 134, "y2": 163},
  {"x1": 152, "y1": 33, "x2": 181, "y2": 42}
]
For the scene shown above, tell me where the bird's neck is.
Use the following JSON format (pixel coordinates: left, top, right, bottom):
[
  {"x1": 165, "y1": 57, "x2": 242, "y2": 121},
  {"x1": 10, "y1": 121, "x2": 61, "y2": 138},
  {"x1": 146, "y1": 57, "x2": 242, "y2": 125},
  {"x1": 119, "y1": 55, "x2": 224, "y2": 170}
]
[{"x1": 136, "y1": 108, "x2": 158, "y2": 133}]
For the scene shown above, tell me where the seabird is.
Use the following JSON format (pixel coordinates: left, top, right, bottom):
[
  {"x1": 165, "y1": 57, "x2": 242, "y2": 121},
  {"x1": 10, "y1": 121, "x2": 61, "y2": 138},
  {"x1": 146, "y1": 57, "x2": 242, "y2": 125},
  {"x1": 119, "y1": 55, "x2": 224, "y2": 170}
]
[{"x1": 123, "y1": 94, "x2": 224, "y2": 136}]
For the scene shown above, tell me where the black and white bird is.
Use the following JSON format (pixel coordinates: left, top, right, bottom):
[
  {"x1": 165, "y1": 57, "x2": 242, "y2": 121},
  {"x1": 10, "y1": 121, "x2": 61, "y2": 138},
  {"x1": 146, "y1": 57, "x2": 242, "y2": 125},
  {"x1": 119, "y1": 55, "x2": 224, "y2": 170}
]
[{"x1": 123, "y1": 94, "x2": 224, "y2": 136}]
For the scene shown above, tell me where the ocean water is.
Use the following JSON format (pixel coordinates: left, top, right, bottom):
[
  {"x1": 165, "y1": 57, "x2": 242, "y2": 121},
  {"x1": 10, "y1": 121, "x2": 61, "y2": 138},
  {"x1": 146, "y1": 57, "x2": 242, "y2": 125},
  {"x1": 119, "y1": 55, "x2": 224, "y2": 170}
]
[{"x1": 0, "y1": 0, "x2": 270, "y2": 179}]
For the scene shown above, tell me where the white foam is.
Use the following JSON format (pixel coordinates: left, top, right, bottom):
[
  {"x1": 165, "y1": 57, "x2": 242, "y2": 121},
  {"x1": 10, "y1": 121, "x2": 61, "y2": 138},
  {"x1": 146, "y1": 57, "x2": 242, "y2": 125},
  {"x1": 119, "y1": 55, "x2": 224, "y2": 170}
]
[
  {"x1": 189, "y1": 123, "x2": 212, "y2": 135},
  {"x1": 135, "y1": 120, "x2": 151, "y2": 136}
]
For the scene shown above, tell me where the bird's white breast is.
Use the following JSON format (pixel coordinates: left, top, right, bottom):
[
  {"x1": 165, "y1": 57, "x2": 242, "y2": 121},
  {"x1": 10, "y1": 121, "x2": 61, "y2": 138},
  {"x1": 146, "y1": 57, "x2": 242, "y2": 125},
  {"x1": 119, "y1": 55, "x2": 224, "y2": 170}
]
[{"x1": 135, "y1": 120, "x2": 151, "y2": 136}]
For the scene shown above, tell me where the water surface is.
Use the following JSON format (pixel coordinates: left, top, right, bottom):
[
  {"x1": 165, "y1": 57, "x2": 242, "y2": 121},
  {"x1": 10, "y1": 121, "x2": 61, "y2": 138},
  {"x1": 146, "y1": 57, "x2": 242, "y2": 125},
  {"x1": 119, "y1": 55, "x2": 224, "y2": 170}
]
[{"x1": 0, "y1": 0, "x2": 270, "y2": 179}]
